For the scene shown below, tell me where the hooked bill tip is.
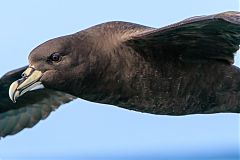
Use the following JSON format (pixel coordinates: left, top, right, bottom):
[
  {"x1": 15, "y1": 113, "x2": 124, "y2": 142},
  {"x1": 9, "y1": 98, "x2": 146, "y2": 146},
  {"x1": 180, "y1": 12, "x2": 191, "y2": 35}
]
[
  {"x1": 8, "y1": 66, "x2": 43, "y2": 103},
  {"x1": 9, "y1": 81, "x2": 19, "y2": 103}
]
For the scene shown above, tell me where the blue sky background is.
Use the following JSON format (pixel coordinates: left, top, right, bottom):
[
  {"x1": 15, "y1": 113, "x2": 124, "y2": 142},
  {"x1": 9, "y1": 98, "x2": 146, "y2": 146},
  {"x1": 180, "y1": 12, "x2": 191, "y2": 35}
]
[{"x1": 0, "y1": 0, "x2": 239, "y2": 159}]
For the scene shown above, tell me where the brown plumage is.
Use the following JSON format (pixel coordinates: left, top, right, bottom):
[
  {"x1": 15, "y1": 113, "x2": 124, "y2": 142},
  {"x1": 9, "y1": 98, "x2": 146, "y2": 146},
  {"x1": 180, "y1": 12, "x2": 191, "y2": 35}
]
[{"x1": 1, "y1": 11, "x2": 240, "y2": 137}]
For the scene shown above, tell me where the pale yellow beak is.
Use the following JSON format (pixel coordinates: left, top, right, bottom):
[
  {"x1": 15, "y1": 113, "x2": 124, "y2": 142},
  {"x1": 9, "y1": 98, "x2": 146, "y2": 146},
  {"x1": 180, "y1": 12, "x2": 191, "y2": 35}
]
[{"x1": 9, "y1": 66, "x2": 43, "y2": 103}]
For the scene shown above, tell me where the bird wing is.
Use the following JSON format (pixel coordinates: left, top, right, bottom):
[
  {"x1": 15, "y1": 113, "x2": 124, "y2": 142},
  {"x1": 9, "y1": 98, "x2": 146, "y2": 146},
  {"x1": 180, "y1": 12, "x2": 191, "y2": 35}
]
[
  {"x1": 0, "y1": 66, "x2": 76, "y2": 137},
  {"x1": 125, "y1": 11, "x2": 240, "y2": 64}
]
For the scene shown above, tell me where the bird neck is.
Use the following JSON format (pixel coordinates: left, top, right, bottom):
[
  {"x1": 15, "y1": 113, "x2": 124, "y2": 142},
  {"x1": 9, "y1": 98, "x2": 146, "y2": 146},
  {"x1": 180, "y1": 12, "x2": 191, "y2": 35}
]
[{"x1": 68, "y1": 42, "x2": 137, "y2": 103}]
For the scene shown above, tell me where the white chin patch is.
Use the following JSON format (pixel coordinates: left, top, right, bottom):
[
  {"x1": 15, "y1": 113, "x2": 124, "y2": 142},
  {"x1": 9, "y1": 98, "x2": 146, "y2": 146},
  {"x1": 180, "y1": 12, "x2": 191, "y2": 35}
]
[{"x1": 30, "y1": 83, "x2": 45, "y2": 91}]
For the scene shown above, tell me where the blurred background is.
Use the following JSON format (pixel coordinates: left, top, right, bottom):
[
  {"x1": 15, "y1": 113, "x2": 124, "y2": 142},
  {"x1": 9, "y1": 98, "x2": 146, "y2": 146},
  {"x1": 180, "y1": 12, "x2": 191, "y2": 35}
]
[{"x1": 0, "y1": 0, "x2": 239, "y2": 159}]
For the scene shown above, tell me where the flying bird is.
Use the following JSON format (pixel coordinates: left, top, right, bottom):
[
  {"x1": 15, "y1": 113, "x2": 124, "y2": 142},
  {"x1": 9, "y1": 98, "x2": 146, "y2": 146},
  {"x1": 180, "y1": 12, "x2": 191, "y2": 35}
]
[{"x1": 0, "y1": 11, "x2": 240, "y2": 137}]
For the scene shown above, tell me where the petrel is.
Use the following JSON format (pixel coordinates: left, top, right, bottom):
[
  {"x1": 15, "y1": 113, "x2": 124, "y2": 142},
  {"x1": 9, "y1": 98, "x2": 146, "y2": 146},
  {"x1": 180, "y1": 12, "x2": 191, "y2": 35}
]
[{"x1": 0, "y1": 11, "x2": 239, "y2": 137}]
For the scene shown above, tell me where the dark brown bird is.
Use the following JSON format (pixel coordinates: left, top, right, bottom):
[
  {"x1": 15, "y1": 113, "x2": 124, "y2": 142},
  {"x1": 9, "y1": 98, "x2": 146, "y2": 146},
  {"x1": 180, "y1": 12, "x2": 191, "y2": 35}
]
[{"x1": 1, "y1": 11, "x2": 240, "y2": 137}]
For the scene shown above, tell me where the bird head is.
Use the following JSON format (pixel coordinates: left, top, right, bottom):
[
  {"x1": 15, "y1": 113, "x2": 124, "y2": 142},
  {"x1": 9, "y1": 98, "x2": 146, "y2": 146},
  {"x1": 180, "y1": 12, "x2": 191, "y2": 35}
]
[{"x1": 9, "y1": 34, "x2": 94, "y2": 102}]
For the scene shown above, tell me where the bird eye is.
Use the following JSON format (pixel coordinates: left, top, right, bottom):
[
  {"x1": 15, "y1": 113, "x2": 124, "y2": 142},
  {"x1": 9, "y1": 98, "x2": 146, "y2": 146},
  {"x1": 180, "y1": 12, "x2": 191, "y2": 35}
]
[{"x1": 49, "y1": 53, "x2": 61, "y2": 62}]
